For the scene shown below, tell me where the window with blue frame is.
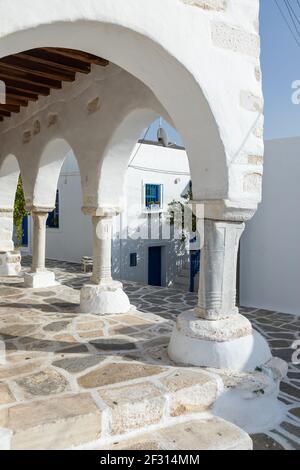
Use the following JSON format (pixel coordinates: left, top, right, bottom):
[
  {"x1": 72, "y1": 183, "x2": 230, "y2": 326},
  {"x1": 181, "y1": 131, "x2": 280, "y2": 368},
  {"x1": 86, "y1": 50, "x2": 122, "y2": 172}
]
[
  {"x1": 145, "y1": 184, "x2": 162, "y2": 210},
  {"x1": 46, "y1": 190, "x2": 59, "y2": 229}
]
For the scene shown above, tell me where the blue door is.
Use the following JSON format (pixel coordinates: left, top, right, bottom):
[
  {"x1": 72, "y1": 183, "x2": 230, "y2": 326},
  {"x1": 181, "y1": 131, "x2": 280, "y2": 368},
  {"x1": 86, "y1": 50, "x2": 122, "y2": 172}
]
[
  {"x1": 148, "y1": 246, "x2": 162, "y2": 286},
  {"x1": 22, "y1": 216, "x2": 28, "y2": 246}
]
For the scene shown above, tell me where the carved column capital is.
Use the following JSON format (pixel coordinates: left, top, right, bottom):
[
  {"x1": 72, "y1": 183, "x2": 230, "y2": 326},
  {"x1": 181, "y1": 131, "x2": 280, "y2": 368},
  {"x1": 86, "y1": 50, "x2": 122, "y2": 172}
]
[
  {"x1": 191, "y1": 199, "x2": 258, "y2": 222},
  {"x1": 81, "y1": 206, "x2": 121, "y2": 218},
  {"x1": 26, "y1": 205, "x2": 54, "y2": 214}
]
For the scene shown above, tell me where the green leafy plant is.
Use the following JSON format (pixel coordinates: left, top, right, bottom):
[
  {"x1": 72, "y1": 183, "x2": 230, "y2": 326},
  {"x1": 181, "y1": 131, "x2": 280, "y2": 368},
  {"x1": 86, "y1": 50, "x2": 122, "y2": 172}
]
[
  {"x1": 13, "y1": 176, "x2": 29, "y2": 247},
  {"x1": 167, "y1": 182, "x2": 197, "y2": 240},
  {"x1": 168, "y1": 200, "x2": 187, "y2": 241}
]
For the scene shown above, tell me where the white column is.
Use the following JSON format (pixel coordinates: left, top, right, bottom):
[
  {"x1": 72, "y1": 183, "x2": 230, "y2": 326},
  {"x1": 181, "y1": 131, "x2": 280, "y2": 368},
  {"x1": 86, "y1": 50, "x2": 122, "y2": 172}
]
[
  {"x1": 168, "y1": 205, "x2": 272, "y2": 372},
  {"x1": 80, "y1": 208, "x2": 131, "y2": 315},
  {"x1": 31, "y1": 211, "x2": 47, "y2": 272},
  {"x1": 24, "y1": 209, "x2": 57, "y2": 288},
  {"x1": 0, "y1": 208, "x2": 21, "y2": 276},
  {"x1": 91, "y1": 215, "x2": 113, "y2": 284},
  {"x1": 0, "y1": 209, "x2": 14, "y2": 252},
  {"x1": 196, "y1": 220, "x2": 244, "y2": 321}
]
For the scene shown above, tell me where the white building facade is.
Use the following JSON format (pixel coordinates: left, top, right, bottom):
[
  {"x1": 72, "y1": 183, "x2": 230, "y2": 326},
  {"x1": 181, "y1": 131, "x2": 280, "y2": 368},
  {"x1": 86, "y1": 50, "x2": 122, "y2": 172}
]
[
  {"x1": 241, "y1": 137, "x2": 300, "y2": 316},
  {"x1": 24, "y1": 141, "x2": 192, "y2": 288}
]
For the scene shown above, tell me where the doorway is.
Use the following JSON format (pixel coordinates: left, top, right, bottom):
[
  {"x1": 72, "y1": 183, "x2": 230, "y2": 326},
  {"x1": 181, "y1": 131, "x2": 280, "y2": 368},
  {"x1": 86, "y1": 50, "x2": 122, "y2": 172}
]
[{"x1": 148, "y1": 246, "x2": 162, "y2": 286}]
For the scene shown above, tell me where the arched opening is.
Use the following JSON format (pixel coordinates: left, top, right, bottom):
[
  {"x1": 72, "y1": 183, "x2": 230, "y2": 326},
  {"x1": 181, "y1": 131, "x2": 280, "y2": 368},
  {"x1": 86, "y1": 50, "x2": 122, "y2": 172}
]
[
  {"x1": 24, "y1": 137, "x2": 92, "y2": 265},
  {"x1": 113, "y1": 118, "x2": 194, "y2": 289},
  {"x1": 93, "y1": 109, "x2": 196, "y2": 290},
  {"x1": 27, "y1": 114, "x2": 195, "y2": 291},
  {"x1": 0, "y1": 153, "x2": 20, "y2": 210},
  {"x1": 31, "y1": 138, "x2": 80, "y2": 210},
  {"x1": 97, "y1": 108, "x2": 159, "y2": 208},
  {"x1": 0, "y1": 153, "x2": 23, "y2": 275}
]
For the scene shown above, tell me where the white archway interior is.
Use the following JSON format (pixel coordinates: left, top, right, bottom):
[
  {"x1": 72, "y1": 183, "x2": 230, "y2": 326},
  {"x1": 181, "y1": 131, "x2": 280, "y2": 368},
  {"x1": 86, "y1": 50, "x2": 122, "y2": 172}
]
[
  {"x1": 0, "y1": 154, "x2": 21, "y2": 256},
  {"x1": 32, "y1": 138, "x2": 78, "y2": 209},
  {"x1": 97, "y1": 109, "x2": 159, "y2": 208},
  {"x1": 0, "y1": 154, "x2": 20, "y2": 209}
]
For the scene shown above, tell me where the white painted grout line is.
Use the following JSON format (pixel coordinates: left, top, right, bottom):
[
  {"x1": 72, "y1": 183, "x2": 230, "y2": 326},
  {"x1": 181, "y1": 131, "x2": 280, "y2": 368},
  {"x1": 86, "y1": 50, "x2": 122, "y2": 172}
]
[
  {"x1": 71, "y1": 411, "x2": 215, "y2": 450},
  {"x1": 0, "y1": 427, "x2": 12, "y2": 450}
]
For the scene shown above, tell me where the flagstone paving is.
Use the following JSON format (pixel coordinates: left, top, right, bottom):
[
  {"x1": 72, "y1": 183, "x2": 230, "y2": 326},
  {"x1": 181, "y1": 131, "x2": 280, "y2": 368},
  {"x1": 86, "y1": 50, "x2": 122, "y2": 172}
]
[{"x1": 0, "y1": 257, "x2": 299, "y2": 450}]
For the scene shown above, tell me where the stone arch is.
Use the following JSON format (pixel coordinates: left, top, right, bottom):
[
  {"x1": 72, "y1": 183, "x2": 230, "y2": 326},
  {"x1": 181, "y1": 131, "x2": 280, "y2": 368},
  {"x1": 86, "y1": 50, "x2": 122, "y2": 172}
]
[
  {"x1": 93, "y1": 108, "x2": 160, "y2": 209},
  {"x1": 0, "y1": 153, "x2": 22, "y2": 258},
  {"x1": 0, "y1": 7, "x2": 232, "y2": 202},
  {"x1": 0, "y1": 153, "x2": 20, "y2": 209},
  {"x1": 29, "y1": 137, "x2": 82, "y2": 210}
]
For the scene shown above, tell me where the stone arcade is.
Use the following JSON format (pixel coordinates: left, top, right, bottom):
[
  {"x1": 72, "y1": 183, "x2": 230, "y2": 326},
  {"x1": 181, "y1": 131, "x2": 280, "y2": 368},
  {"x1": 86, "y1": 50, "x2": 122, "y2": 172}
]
[{"x1": 0, "y1": 0, "x2": 287, "y2": 450}]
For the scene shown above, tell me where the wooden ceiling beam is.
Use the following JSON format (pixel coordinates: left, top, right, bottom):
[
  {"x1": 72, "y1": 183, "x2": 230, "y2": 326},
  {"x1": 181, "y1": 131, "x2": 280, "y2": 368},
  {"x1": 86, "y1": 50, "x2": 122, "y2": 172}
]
[
  {"x1": 0, "y1": 56, "x2": 76, "y2": 81},
  {"x1": 0, "y1": 103, "x2": 20, "y2": 113},
  {"x1": 6, "y1": 87, "x2": 38, "y2": 101},
  {"x1": 18, "y1": 51, "x2": 91, "y2": 74},
  {"x1": 0, "y1": 79, "x2": 50, "y2": 96},
  {"x1": 4, "y1": 95, "x2": 29, "y2": 106},
  {"x1": 0, "y1": 71, "x2": 62, "y2": 90},
  {"x1": 0, "y1": 47, "x2": 109, "y2": 122},
  {"x1": 0, "y1": 110, "x2": 11, "y2": 117},
  {"x1": 42, "y1": 48, "x2": 109, "y2": 67}
]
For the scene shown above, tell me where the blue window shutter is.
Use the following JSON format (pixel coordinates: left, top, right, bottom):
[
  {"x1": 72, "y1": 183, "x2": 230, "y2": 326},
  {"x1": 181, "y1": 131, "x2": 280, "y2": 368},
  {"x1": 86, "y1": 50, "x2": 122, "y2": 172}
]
[{"x1": 145, "y1": 184, "x2": 162, "y2": 209}]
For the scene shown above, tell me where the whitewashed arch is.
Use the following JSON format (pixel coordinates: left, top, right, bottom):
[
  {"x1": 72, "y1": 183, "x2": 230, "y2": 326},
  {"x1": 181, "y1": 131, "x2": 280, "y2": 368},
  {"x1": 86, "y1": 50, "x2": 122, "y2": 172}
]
[
  {"x1": 0, "y1": 0, "x2": 263, "y2": 213},
  {"x1": 0, "y1": 154, "x2": 20, "y2": 209},
  {"x1": 30, "y1": 138, "x2": 80, "y2": 210},
  {"x1": 0, "y1": 7, "x2": 228, "y2": 202},
  {"x1": 91, "y1": 109, "x2": 159, "y2": 209},
  {"x1": 0, "y1": 153, "x2": 21, "y2": 254}
]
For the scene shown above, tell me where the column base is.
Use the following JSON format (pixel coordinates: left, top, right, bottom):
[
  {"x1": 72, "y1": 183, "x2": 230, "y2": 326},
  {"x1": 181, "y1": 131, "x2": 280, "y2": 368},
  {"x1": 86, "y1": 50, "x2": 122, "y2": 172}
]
[
  {"x1": 212, "y1": 357, "x2": 288, "y2": 434},
  {"x1": 168, "y1": 310, "x2": 272, "y2": 372},
  {"x1": 0, "y1": 251, "x2": 21, "y2": 277},
  {"x1": 24, "y1": 271, "x2": 58, "y2": 289},
  {"x1": 80, "y1": 280, "x2": 131, "y2": 315}
]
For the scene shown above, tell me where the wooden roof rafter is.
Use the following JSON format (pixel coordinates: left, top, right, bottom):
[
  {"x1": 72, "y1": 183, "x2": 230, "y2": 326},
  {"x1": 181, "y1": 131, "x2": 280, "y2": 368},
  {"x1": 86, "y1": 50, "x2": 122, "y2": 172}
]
[{"x1": 0, "y1": 47, "x2": 109, "y2": 122}]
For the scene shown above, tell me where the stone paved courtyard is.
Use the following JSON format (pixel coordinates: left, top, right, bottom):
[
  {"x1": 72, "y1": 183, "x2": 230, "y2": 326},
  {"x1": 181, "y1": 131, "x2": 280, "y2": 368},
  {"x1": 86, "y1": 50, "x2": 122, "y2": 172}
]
[{"x1": 0, "y1": 258, "x2": 299, "y2": 450}]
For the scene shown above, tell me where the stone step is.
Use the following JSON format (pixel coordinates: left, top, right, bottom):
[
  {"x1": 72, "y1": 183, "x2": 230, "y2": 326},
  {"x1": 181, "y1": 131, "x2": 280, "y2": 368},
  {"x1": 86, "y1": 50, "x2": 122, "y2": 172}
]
[
  {"x1": 0, "y1": 368, "x2": 222, "y2": 450},
  {"x1": 96, "y1": 368, "x2": 222, "y2": 438},
  {"x1": 175, "y1": 278, "x2": 189, "y2": 285},
  {"x1": 174, "y1": 276, "x2": 189, "y2": 287},
  {"x1": 180, "y1": 266, "x2": 190, "y2": 275},
  {"x1": 97, "y1": 416, "x2": 253, "y2": 450}
]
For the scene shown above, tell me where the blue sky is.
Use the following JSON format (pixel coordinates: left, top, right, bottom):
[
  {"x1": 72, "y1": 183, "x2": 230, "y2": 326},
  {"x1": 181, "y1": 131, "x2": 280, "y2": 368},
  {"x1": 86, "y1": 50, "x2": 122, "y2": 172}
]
[{"x1": 147, "y1": 1, "x2": 300, "y2": 144}]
